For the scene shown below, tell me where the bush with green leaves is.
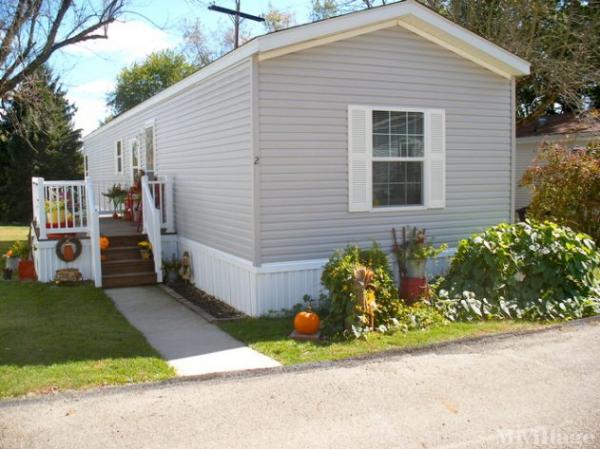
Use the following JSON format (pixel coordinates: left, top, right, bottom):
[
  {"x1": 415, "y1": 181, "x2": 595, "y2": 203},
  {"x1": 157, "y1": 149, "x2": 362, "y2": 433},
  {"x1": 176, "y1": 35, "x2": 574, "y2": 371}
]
[
  {"x1": 436, "y1": 220, "x2": 600, "y2": 321},
  {"x1": 321, "y1": 243, "x2": 400, "y2": 337},
  {"x1": 429, "y1": 290, "x2": 600, "y2": 322}
]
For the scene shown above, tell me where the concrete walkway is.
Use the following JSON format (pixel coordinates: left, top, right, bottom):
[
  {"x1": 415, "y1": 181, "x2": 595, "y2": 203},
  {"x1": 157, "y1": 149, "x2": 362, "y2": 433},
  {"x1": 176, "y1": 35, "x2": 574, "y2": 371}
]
[{"x1": 104, "y1": 286, "x2": 280, "y2": 376}]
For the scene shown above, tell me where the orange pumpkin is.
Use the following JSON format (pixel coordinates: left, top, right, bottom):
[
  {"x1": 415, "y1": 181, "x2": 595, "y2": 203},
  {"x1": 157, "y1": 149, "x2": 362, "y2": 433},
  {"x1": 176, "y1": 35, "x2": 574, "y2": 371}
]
[
  {"x1": 294, "y1": 310, "x2": 321, "y2": 335},
  {"x1": 99, "y1": 236, "x2": 110, "y2": 251}
]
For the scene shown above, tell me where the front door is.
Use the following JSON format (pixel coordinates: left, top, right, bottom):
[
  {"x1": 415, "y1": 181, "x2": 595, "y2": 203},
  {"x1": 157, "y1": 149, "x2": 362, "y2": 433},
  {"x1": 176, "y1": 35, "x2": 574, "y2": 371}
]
[{"x1": 130, "y1": 138, "x2": 141, "y2": 184}]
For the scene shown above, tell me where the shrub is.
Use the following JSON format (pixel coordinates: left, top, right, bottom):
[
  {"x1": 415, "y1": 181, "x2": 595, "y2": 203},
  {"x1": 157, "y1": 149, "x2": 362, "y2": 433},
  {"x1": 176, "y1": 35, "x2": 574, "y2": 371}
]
[
  {"x1": 429, "y1": 290, "x2": 600, "y2": 322},
  {"x1": 321, "y1": 243, "x2": 400, "y2": 337},
  {"x1": 439, "y1": 221, "x2": 600, "y2": 319},
  {"x1": 521, "y1": 141, "x2": 600, "y2": 242}
]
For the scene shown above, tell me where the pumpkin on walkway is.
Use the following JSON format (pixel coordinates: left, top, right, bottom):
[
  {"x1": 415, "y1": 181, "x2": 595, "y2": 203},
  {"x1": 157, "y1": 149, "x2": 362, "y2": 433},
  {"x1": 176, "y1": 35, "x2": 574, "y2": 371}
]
[{"x1": 99, "y1": 236, "x2": 110, "y2": 251}]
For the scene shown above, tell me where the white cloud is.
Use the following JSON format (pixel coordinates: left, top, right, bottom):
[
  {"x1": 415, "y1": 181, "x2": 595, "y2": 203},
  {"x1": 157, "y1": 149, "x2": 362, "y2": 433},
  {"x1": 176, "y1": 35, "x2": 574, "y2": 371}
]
[
  {"x1": 67, "y1": 80, "x2": 115, "y2": 135},
  {"x1": 65, "y1": 20, "x2": 175, "y2": 61}
]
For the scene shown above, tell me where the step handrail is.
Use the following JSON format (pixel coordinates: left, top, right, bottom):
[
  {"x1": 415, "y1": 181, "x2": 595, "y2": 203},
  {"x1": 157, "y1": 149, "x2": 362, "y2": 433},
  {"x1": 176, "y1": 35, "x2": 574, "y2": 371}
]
[{"x1": 141, "y1": 176, "x2": 163, "y2": 283}]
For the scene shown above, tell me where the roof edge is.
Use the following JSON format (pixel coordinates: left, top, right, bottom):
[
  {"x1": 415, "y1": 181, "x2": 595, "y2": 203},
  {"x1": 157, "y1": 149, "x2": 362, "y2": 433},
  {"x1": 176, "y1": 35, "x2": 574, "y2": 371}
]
[{"x1": 85, "y1": 0, "x2": 530, "y2": 140}]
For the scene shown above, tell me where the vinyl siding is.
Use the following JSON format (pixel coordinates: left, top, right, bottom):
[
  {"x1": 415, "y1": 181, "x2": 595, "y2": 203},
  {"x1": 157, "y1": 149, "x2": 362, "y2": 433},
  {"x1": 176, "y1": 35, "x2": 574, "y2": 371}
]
[
  {"x1": 83, "y1": 60, "x2": 254, "y2": 260},
  {"x1": 515, "y1": 134, "x2": 597, "y2": 210},
  {"x1": 257, "y1": 26, "x2": 513, "y2": 263}
]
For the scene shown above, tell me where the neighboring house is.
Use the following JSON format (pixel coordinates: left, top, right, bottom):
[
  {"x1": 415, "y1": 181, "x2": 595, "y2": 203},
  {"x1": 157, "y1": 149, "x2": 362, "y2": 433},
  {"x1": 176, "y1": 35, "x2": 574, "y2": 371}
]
[
  {"x1": 515, "y1": 114, "x2": 600, "y2": 210},
  {"x1": 31, "y1": 0, "x2": 530, "y2": 315}
]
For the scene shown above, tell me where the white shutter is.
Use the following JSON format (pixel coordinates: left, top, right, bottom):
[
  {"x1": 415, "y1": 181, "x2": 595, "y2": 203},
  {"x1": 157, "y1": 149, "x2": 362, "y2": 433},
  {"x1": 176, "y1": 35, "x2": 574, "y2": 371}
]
[
  {"x1": 427, "y1": 110, "x2": 446, "y2": 209},
  {"x1": 348, "y1": 105, "x2": 371, "y2": 212}
]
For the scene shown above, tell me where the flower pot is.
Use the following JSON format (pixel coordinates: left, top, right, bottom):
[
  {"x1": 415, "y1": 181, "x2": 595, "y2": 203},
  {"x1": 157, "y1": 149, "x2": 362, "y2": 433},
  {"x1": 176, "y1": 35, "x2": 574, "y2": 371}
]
[
  {"x1": 405, "y1": 258, "x2": 427, "y2": 278},
  {"x1": 400, "y1": 276, "x2": 428, "y2": 305},
  {"x1": 5, "y1": 256, "x2": 18, "y2": 271},
  {"x1": 166, "y1": 270, "x2": 179, "y2": 284},
  {"x1": 18, "y1": 260, "x2": 36, "y2": 281},
  {"x1": 140, "y1": 249, "x2": 152, "y2": 260},
  {"x1": 112, "y1": 212, "x2": 119, "y2": 219}
]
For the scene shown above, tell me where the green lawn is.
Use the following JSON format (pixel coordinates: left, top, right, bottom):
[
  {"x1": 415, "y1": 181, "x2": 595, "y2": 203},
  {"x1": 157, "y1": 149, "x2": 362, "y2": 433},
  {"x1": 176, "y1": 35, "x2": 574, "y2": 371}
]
[
  {"x1": 220, "y1": 317, "x2": 544, "y2": 365},
  {"x1": 0, "y1": 225, "x2": 28, "y2": 270},
  {"x1": 0, "y1": 282, "x2": 175, "y2": 398}
]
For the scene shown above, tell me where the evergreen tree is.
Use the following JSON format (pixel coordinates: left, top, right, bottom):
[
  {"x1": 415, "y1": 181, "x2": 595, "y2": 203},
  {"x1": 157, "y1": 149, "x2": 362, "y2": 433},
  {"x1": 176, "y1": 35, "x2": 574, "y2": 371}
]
[{"x1": 0, "y1": 67, "x2": 83, "y2": 223}]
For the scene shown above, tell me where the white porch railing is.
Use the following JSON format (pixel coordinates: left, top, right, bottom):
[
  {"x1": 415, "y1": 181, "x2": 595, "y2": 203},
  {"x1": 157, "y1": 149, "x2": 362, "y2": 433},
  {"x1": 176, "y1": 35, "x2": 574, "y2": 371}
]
[
  {"x1": 141, "y1": 176, "x2": 163, "y2": 283},
  {"x1": 90, "y1": 179, "x2": 132, "y2": 215},
  {"x1": 32, "y1": 177, "x2": 88, "y2": 239},
  {"x1": 31, "y1": 176, "x2": 102, "y2": 286},
  {"x1": 86, "y1": 178, "x2": 102, "y2": 287},
  {"x1": 147, "y1": 176, "x2": 174, "y2": 233}
]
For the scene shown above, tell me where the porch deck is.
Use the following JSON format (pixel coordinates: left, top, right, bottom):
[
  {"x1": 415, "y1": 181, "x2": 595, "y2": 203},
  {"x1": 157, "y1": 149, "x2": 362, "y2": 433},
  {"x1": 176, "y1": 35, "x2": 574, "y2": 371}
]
[{"x1": 100, "y1": 217, "x2": 141, "y2": 237}]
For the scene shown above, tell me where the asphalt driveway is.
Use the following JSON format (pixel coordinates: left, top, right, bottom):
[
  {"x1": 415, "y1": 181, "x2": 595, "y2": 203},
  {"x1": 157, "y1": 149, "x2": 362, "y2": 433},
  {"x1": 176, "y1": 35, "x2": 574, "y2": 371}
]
[{"x1": 1, "y1": 320, "x2": 599, "y2": 449}]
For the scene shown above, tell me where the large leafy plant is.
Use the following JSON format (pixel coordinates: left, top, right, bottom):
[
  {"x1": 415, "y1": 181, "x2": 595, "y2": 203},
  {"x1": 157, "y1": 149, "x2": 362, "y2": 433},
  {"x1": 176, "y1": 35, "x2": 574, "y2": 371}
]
[
  {"x1": 521, "y1": 141, "x2": 600, "y2": 242},
  {"x1": 441, "y1": 221, "x2": 600, "y2": 309},
  {"x1": 321, "y1": 243, "x2": 400, "y2": 338}
]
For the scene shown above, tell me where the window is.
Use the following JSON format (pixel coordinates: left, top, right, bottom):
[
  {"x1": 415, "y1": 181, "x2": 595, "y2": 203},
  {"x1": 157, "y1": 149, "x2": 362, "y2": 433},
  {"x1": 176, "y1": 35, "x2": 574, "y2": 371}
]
[
  {"x1": 115, "y1": 140, "x2": 123, "y2": 175},
  {"x1": 130, "y1": 138, "x2": 141, "y2": 183},
  {"x1": 347, "y1": 105, "x2": 445, "y2": 212},
  {"x1": 144, "y1": 123, "x2": 155, "y2": 176},
  {"x1": 372, "y1": 110, "x2": 424, "y2": 207}
]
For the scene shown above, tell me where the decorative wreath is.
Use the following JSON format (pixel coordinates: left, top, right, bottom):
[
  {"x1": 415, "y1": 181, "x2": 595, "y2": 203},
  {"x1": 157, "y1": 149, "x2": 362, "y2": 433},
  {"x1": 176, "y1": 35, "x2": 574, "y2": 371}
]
[{"x1": 55, "y1": 237, "x2": 83, "y2": 262}]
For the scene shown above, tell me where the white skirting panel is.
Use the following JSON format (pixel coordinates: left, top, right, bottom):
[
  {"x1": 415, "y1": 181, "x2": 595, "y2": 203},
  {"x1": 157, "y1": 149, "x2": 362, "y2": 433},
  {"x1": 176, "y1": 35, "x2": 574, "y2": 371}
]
[
  {"x1": 177, "y1": 236, "x2": 456, "y2": 317},
  {"x1": 32, "y1": 234, "x2": 93, "y2": 282},
  {"x1": 161, "y1": 234, "x2": 179, "y2": 260},
  {"x1": 178, "y1": 236, "x2": 258, "y2": 315}
]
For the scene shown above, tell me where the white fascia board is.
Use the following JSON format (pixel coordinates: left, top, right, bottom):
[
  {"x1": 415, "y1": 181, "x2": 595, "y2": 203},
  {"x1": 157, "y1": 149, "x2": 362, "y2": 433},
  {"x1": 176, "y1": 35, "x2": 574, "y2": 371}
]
[
  {"x1": 84, "y1": 40, "x2": 258, "y2": 140},
  {"x1": 85, "y1": 0, "x2": 530, "y2": 140},
  {"x1": 399, "y1": 2, "x2": 530, "y2": 77}
]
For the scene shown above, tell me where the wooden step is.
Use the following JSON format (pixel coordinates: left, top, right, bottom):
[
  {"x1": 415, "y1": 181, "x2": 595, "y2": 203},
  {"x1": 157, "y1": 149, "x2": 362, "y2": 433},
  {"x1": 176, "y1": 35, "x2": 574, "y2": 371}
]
[
  {"x1": 105, "y1": 234, "x2": 146, "y2": 248},
  {"x1": 102, "y1": 246, "x2": 142, "y2": 261},
  {"x1": 102, "y1": 258, "x2": 155, "y2": 275},
  {"x1": 102, "y1": 272, "x2": 157, "y2": 288}
]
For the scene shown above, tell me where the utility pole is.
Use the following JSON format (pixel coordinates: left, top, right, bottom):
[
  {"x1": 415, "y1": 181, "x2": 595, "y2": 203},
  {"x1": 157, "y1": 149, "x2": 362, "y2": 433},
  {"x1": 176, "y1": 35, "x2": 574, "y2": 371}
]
[{"x1": 208, "y1": 1, "x2": 265, "y2": 49}]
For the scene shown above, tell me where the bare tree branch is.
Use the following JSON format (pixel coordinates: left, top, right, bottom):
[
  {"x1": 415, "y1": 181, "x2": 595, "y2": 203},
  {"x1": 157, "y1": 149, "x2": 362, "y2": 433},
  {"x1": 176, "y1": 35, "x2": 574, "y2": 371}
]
[{"x1": 0, "y1": 0, "x2": 125, "y2": 100}]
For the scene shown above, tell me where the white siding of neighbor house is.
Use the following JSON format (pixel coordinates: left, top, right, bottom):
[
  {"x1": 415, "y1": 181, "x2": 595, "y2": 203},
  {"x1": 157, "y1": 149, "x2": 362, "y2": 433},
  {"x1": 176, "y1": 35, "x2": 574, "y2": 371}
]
[
  {"x1": 515, "y1": 139, "x2": 538, "y2": 210},
  {"x1": 515, "y1": 134, "x2": 597, "y2": 210},
  {"x1": 256, "y1": 26, "x2": 513, "y2": 263},
  {"x1": 83, "y1": 60, "x2": 255, "y2": 260}
]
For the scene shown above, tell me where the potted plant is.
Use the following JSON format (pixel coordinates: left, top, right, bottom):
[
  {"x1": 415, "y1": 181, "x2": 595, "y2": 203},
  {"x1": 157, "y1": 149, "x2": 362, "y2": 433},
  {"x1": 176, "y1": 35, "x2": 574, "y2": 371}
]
[
  {"x1": 3, "y1": 249, "x2": 18, "y2": 280},
  {"x1": 11, "y1": 240, "x2": 36, "y2": 281},
  {"x1": 102, "y1": 184, "x2": 128, "y2": 219},
  {"x1": 137, "y1": 240, "x2": 152, "y2": 260},
  {"x1": 162, "y1": 255, "x2": 181, "y2": 284},
  {"x1": 392, "y1": 227, "x2": 447, "y2": 303}
]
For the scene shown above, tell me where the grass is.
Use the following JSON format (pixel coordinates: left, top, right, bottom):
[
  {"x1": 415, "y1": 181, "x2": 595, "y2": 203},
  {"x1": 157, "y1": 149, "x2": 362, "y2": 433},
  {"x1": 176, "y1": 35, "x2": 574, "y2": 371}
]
[
  {"x1": 219, "y1": 317, "x2": 544, "y2": 366},
  {"x1": 0, "y1": 225, "x2": 28, "y2": 270},
  {"x1": 0, "y1": 281, "x2": 175, "y2": 398}
]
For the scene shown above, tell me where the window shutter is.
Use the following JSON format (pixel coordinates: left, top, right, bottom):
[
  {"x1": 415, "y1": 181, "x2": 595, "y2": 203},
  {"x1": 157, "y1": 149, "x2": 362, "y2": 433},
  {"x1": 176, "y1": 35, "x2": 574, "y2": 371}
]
[
  {"x1": 348, "y1": 105, "x2": 371, "y2": 212},
  {"x1": 427, "y1": 110, "x2": 445, "y2": 209}
]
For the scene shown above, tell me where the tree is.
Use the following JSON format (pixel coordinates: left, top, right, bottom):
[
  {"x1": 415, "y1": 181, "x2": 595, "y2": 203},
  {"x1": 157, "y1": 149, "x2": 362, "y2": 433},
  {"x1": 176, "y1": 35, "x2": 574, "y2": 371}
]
[
  {"x1": 521, "y1": 141, "x2": 600, "y2": 243},
  {"x1": 262, "y1": 3, "x2": 295, "y2": 32},
  {"x1": 420, "y1": 0, "x2": 600, "y2": 125},
  {"x1": 181, "y1": 19, "x2": 215, "y2": 68},
  {"x1": 0, "y1": 0, "x2": 124, "y2": 105},
  {"x1": 107, "y1": 50, "x2": 197, "y2": 116},
  {"x1": 0, "y1": 67, "x2": 83, "y2": 223},
  {"x1": 310, "y1": 0, "x2": 339, "y2": 21}
]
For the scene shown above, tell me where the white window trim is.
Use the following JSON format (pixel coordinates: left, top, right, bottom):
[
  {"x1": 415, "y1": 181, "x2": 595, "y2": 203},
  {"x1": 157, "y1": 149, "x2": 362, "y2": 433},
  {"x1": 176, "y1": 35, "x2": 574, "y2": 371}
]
[
  {"x1": 143, "y1": 119, "x2": 156, "y2": 174},
  {"x1": 366, "y1": 105, "x2": 435, "y2": 212},
  {"x1": 83, "y1": 151, "x2": 88, "y2": 178},
  {"x1": 115, "y1": 139, "x2": 124, "y2": 175},
  {"x1": 129, "y1": 137, "x2": 140, "y2": 184}
]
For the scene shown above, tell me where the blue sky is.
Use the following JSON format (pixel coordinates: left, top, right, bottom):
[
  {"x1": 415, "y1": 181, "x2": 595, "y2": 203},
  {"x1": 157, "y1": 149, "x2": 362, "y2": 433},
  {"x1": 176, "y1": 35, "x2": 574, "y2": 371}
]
[{"x1": 53, "y1": 0, "x2": 312, "y2": 135}]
